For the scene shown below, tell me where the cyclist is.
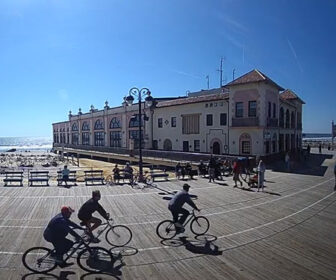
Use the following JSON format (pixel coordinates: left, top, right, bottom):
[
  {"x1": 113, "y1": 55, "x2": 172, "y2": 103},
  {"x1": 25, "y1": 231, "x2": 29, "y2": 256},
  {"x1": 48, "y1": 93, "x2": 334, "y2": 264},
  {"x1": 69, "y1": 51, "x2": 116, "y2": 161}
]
[
  {"x1": 168, "y1": 184, "x2": 200, "y2": 233},
  {"x1": 78, "y1": 190, "x2": 110, "y2": 243},
  {"x1": 43, "y1": 206, "x2": 83, "y2": 268}
]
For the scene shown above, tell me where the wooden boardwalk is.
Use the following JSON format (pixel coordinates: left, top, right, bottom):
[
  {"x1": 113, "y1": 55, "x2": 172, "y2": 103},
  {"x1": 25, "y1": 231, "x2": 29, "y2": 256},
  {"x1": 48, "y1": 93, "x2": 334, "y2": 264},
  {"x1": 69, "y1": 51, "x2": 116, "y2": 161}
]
[{"x1": 0, "y1": 151, "x2": 335, "y2": 279}]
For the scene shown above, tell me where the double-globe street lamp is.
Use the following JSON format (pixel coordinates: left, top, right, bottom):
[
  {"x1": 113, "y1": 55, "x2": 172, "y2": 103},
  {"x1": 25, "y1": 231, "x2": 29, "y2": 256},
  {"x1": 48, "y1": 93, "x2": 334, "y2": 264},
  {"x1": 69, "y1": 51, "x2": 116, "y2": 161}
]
[{"x1": 125, "y1": 87, "x2": 154, "y2": 183}]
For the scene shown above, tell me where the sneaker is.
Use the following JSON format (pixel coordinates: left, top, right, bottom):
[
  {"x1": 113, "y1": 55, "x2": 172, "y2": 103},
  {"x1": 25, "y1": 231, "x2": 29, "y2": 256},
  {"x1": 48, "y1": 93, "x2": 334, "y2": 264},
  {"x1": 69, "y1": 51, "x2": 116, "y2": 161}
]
[{"x1": 176, "y1": 227, "x2": 185, "y2": 234}]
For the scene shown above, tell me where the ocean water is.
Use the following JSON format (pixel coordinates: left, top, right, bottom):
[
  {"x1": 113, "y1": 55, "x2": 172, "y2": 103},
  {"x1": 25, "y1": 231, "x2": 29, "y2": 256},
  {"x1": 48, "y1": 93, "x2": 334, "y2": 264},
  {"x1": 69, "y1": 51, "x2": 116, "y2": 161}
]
[{"x1": 0, "y1": 137, "x2": 52, "y2": 152}]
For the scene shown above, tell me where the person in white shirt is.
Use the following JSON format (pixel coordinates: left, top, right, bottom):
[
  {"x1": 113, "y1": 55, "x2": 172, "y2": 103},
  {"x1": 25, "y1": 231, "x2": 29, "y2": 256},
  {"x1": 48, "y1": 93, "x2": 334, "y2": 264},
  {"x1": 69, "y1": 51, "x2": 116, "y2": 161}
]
[{"x1": 257, "y1": 160, "x2": 266, "y2": 192}]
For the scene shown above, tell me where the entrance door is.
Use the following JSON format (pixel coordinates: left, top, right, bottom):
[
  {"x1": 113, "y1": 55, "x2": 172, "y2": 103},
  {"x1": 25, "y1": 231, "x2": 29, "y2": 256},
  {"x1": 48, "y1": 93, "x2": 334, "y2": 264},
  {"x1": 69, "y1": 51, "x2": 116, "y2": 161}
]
[
  {"x1": 183, "y1": 141, "x2": 189, "y2": 152},
  {"x1": 212, "y1": 141, "x2": 220, "y2": 154}
]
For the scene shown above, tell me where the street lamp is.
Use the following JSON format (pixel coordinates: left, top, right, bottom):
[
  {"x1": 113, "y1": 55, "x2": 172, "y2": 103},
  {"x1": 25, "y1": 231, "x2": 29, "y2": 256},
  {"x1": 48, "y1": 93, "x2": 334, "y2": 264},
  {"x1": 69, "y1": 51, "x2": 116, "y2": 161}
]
[{"x1": 125, "y1": 87, "x2": 154, "y2": 182}]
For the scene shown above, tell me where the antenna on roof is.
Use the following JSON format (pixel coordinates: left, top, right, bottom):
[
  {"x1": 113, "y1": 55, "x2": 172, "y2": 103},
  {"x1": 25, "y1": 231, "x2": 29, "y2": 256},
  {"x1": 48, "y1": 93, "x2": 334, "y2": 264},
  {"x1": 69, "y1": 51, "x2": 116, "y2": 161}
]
[
  {"x1": 232, "y1": 69, "x2": 236, "y2": 81},
  {"x1": 217, "y1": 57, "x2": 225, "y2": 87},
  {"x1": 206, "y1": 75, "x2": 209, "y2": 89}
]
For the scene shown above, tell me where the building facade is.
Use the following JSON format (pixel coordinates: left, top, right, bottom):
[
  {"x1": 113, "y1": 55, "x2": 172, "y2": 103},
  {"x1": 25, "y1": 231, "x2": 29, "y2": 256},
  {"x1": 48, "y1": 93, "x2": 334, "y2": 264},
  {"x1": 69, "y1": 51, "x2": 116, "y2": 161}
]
[{"x1": 52, "y1": 69, "x2": 304, "y2": 157}]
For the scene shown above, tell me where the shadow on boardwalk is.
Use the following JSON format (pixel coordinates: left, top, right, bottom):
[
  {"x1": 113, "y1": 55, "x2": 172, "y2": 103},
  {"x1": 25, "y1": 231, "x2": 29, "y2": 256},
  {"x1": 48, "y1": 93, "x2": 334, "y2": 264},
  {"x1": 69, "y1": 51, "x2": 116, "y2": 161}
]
[{"x1": 267, "y1": 153, "x2": 333, "y2": 177}]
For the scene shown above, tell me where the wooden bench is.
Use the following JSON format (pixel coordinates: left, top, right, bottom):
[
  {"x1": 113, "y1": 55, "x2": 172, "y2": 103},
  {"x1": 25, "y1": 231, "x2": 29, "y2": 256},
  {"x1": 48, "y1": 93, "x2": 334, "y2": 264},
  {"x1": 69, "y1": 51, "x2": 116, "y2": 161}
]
[
  {"x1": 3, "y1": 171, "x2": 23, "y2": 186},
  {"x1": 113, "y1": 171, "x2": 134, "y2": 184},
  {"x1": 57, "y1": 170, "x2": 77, "y2": 186},
  {"x1": 84, "y1": 170, "x2": 105, "y2": 186},
  {"x1": 28, "y1": 171, "x2": 49, "y2": 186},
  {"x1": 149, "y1": 170, "x2": 169, "y2": 182}
]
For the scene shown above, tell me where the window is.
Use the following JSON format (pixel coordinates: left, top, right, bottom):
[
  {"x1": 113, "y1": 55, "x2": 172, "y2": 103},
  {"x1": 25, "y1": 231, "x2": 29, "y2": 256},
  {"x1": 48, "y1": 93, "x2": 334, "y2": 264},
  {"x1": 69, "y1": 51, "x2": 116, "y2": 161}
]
[
  {"x1": 129, "y1": 130, "x2": 144, "y2": 149},
  {"x1": 94, "y1": 119, "x2": 104, "y2": 130},
  {"x1": 82, "y1": 132, "x2": 90, "y2": 145},
  {"x1": 94, "y1": 132, "x2": 105, "y2": 146},
  {"x1": 268, "y1": 102, "x2": 271, "y2": 117},
  {"x1": 82, "y1": 122, "x2": 90, "y2": 131},
  {"x1": 71, "y1": 133, "x2": 79, "y2": 145},
  {"x1": 220, "y1": 113, "x2": 227, "y2": 126},
  {"x1": 279, "y1": 107, "x2": 284, "y2": 128},
  {"x1": 129, "y1": 114, "x2": 143, "y2": 128},
  {"x1": 71, "y1": 122, "x2": 78, "y2": 131},
  {"x1": 242, "y1": 141, "x2": 251, "y2": 154},
  {"x1": 235, "y1": 102, "x2": 243, "y2": 117},
  {"x1": 171, "y1": 117, "x2": 176, "y2": 127},
  {"x1": 206, "y1": 114, "x2": 213, "y2": 126},
  {"x1": 248, "y1": 101, "x2": 256, "y2": 117},
  {"x1": 158, "y1": 118, "x2": 163, "y2": 128},
  {"x1": 182, "y1": 114, "x2": 200, "y2": 134},
  {"x1": 110, "y1": 131, "x2": 121, "y2": 148},
  {"x1": 110, "y1": 117, "x2": 121, "y2": 129},
  {"x1": 285, "y1": 109, "x2": 290, "y2": 128},
  {"x1": 273, "y1": 103, "x2": 276, "y2": 118},
  {"x1": 194, "y1": 140, "x2": 200, "y2": 152}
]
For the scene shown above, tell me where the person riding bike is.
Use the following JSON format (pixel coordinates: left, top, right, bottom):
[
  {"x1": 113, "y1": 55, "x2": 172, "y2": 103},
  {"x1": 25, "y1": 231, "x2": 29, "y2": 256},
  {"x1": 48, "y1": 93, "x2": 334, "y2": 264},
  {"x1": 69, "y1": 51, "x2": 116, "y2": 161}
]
[
  {"x1": 168, "y1": 184, "x2": 200, "y2": 233},
  {"x1": 78, "y1": 190, "x2": 110, "y2": 243},
  {"x1": 43, "y1": 206, "x2": 83, "y2": 268}
]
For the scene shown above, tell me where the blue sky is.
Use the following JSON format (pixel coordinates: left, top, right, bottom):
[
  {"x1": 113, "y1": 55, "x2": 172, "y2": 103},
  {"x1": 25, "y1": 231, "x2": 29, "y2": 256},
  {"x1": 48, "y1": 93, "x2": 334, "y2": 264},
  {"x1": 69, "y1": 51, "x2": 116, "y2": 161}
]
[{"x1": 0, "y1": 0, "x2": 335, "y2": 137}]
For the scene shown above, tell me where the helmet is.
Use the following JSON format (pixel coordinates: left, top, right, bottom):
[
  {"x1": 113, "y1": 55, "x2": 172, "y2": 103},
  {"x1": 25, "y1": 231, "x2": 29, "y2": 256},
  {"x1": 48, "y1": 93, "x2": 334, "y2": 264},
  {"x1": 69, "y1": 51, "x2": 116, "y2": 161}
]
[{"x1": 61, "y1": 206, "x2": 74, "y2": 215}]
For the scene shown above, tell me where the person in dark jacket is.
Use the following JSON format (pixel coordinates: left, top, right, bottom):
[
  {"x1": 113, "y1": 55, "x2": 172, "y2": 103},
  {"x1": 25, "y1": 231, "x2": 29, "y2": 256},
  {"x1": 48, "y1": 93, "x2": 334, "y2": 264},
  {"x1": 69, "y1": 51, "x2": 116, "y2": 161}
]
[
  {"x1": 78, "y1": 190, "x2": 109, "y2": 242},
  {"x1": 168, "y1": 184, "x2": 200, "y2": 233},
  {"x1": 43, "y1": 206, "x2": 83, "y2": 267}
]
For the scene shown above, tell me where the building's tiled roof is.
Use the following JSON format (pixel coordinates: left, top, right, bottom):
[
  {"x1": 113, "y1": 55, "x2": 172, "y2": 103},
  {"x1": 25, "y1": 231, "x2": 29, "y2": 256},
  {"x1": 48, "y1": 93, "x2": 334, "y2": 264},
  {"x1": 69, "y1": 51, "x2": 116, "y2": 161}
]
[
  {"x1": 157, "y1": 92, "x2": 229, "y2": 108},
  {"x1": 280, "y1": 89, "x2": 305, "y2": 104},
  {"x1": 226, "y1": 69, "x2": 284, "y2": 90}
]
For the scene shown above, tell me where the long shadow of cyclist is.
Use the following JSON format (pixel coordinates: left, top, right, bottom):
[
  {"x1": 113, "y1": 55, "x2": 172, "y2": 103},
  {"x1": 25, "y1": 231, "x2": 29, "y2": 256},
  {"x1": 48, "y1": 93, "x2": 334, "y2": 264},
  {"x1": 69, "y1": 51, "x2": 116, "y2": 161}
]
[
  {"x1": 22, "y1": 270, "x2": 75, "y2": 280},
  {"x1": 178, "y1": 236, "x2": 223, "y2": 256}
]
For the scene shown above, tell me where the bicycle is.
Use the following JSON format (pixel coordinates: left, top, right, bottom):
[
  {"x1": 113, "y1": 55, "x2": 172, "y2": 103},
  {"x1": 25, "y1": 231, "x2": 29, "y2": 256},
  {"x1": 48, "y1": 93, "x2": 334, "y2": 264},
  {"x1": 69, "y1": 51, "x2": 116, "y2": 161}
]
[
  {"x1": 105, "y1": 171, "x2": 139, "y2": 187},
  {"x1": 22, "y1": 234, "x2": 114, "y2": 273},
  {"x1": 156, "y1": 209, "x2": 210, "y2": 240},
  {"x1": 83, "y1": 218, "x2": 132, "y2": 247}
]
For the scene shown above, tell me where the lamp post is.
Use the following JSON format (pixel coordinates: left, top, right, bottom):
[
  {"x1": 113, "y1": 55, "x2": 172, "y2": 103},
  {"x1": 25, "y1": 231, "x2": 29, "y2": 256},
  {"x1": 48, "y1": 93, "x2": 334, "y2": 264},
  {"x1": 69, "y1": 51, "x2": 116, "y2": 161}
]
[{"x1": 125, "y1": 87, "x2": 154, "y2": 182}]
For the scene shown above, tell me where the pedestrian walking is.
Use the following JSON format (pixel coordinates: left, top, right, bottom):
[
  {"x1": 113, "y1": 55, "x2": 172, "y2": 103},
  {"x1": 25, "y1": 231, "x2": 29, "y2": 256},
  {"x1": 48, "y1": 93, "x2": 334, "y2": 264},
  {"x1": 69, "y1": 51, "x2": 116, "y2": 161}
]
[
  {"x1": 208, "y1": 155, "x2": 216, "y2": 183},
  {"x1": 233, "y1": 160, "x2": 243, "y2": 188},
  {"x1": 319, "y1": 143, "x2": 322, "y2": 154},
  {"x1": 257, "y1": 160, "x2": 266, "y2": 192},
  {"x1": 285, "y1": 152, "x2": 290, "y2": 172}
]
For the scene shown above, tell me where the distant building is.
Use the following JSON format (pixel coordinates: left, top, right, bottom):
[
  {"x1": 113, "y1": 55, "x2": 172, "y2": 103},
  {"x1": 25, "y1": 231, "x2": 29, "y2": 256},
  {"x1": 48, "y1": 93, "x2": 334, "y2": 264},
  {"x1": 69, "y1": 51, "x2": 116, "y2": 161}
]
[{"x1": 52, "y1": 69, "x2": 304, "y2": 156}]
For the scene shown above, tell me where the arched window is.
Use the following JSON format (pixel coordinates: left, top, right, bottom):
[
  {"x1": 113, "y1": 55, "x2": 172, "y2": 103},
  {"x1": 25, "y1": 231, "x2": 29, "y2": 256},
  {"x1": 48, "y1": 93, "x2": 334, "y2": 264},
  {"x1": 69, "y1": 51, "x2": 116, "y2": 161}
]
[
  {"x1": 279, "y1": 107, "x2": 284, "y2": 128},
  {"x1": 71, "y1": 122, "x2": 78, "y2": 131},
  {"x1": 163, "y1": 139, "x2": 172, "y2": 151},
  {"x1": 129, "y1": 114, "x2": 143, "y2": 128},
  {"x1": 82, "y1": 121, "x2": 90, "y2": 131},
  {"x1": 285, "y1": 109, "x2": 290, "y2": 128},
  {"x1": 291, "y1": 111, "x2": 295, "y2": 129},
  {"x1": 94, "y1": 119, "x2": 104, "y2": 130},
  {"x1": 110, "y1": 117, "x2": 121, "y2": 129}
]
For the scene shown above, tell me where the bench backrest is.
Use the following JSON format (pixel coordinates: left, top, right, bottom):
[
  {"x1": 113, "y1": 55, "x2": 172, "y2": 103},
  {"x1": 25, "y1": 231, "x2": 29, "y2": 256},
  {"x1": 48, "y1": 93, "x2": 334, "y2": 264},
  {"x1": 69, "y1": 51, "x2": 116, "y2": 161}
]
[
  {"x1": 5, "y1": 171, "x2": 23, "y2": 178},
  {"x1": 29, "y1": 171, "x2": 49, "y2": 177},
  {"x1": 84, "y1": 170, "x2": 103, "y2": 176}
]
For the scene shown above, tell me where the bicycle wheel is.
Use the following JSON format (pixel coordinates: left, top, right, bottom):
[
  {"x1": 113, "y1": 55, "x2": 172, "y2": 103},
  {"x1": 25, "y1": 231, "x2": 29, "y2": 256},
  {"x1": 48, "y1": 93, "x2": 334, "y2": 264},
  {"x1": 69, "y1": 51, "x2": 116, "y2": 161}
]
[
  {"x1": 22, "y1": 247, "x2": 57, "y2": 273},
  {"x1": 156, "y1": 220, "x2": 176, "y2": 240},
  {"x1": 190, "y1": 216, "x2": 210, "y2": 236},
  {"x1": 105, "y1": 175, "x2": 115, "y2": 186},
  {"x1": 106, "y1": 225, "x2": 132, "y2": 247},
  {"x1": 77, "y1": 246, "x2": 114, "y2": 273}
]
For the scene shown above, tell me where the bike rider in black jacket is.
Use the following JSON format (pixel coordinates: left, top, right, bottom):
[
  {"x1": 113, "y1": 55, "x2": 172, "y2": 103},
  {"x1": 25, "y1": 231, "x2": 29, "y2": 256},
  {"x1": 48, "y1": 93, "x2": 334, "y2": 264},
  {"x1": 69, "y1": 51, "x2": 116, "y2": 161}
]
[{"x1": 78, "y1": 190, "x2": 109, "y2": 243}]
